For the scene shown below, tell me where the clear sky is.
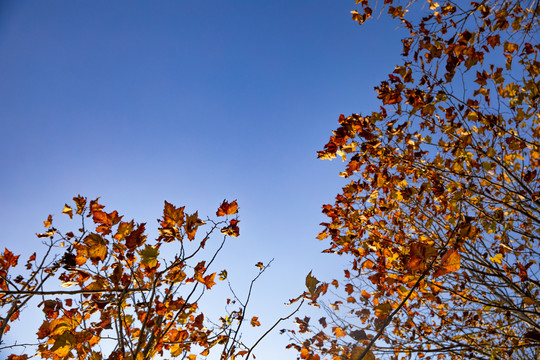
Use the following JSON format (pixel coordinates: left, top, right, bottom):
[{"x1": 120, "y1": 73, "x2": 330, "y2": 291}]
[{"x1": 0, "y1": 1, "x2": 403, "y2": 358}]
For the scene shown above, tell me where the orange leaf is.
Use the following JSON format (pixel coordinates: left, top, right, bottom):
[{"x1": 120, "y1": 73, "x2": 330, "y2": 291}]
[
  {"x1": 333, "y1": 326, "x2": 347, "y2": 338},
  {"x1": 43, "y1": 214, "x2": 52, "y2": 228},
  {"x1": 203, "y1": 272, "x2": 216, "y2": 289},
  {"x1": 433, "y1": 248, "x2": 461, "y2": 278},
  {"x1": 163, "y1": 201, "x2": 185, "y2": 227},
  {"x1": 1, "y1": 249, "x2": 20, "y2": 269},
  {"x1": 185, "y1": 212, "x2": 205, "y2": 240},
  {"x1": 7, "y1": 355, "x2": 29, "y2": 360},
  {"x1": 250, "y1": 316, "x2": 261, "y2": 327},
  {"x1": 216, "y1": 199, "x2": 239, "y2": 217}
]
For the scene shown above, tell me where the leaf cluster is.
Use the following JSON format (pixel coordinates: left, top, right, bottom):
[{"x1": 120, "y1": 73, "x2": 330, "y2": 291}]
[
  {"x1": 288, "y1": 1, "x2": 540, "y2": 359},
  {"x1": 0, "y1": 196, "x2": 268, "y2": 360}
]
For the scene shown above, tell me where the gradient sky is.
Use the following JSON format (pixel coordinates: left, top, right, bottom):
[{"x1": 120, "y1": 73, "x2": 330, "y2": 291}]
[{"x1": 0, "y1": 1, "x2": 404, "y2": 358}]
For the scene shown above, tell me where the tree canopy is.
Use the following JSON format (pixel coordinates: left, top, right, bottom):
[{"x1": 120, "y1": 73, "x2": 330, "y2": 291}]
[
  {"x1": 288, "y1": 0, "x2": 540, "y2": 359},
  {"x1": 2, "y1": 1, "x2": 540, "y2": 360},
  {"x1": 0, "y1": 196, "x2": 294, "y2": 360}
]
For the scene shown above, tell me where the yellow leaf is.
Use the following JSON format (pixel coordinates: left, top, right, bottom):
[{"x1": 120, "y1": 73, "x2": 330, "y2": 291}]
[
  {"x1": 468, "y1": 111, "x2": 478, "y2": 121},
  {"x1": 489, "y1": 253, "x2": 504, "y2": 264},
  {"x1": 50, "y1": 331, "x2": 76, "y2": 357},
  {"x1": 62, "y1": 205, "x2": 73, "y2": 219}
]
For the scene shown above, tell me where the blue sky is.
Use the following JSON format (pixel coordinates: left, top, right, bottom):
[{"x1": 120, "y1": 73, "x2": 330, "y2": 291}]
[{"x1": 0, "y1": 1, "x2": 404, "y2": 358}]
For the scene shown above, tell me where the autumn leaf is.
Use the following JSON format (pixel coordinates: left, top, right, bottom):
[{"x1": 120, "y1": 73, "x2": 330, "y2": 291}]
[
  {"x1": 218, "y1": 269, "x2": 227, "y2": 280},
  {"x1": 202, "y1": 272, "x2": 216, "y2": 289},
  {"x1": 125, "y1": 222, "x2": 147, "y2": 250},
  {"x1": 374, "y1": 301, "x2": 392, "y2": 318},
  {"x1": 350, "y1": 346, "x2": 375, "y2": 360},
  {"x1": 36, "y1": 228, "x2": 56, "y2": 238},
  {"x1": 163, "y1": 201, "x2": 185, "y2": 227},
  {"x1": 7, "y1": 355, "x2": 28, "y2": 360},
  {"x1": 83, "y1": 233, "x2": 108, "y2": 263},
  {"x1": 88, "y1": 197, "x2": 104, "y2": 214},
  {"x1": 185, "y1": 211, "x2": 205, "y2": 240},
  {"x1": 166, "y1": 265, "x2": 186, "y2": 284},
  {"x1": 220, "y1": 219, "x2": 240, "y2": 237},
  {"x1": 216, "y1": 199, "x2": 239, "y2": 216},
  {"x1": 433, "y1": 248, "x2": 461, "y2": 278},
  {"x1": 62, "y1": 204, "x2": 73, "y2": 219},
  {"x1": 138, "y1": 244, "x2": 159, "y2": 269},
  {"x1": 73, "y1": 195, "x2": 86, "y2": 215},
  {"x1": 407, "y1": 242, "x2": 437, "y2": 271},
  {"x1": 0, "y1": 249, "x2": 20, "y2": 269},
  {"x1": 349, "y1": 329, "x2": 368, "y2": 341},
  {"x1": 43, "y1": 214, "x2": 52, "y2": 228},
  {"x1": 489, "y1": 253, "x2": 504, "y2": 264},
  {"x1": 250, "y1": 316, "x2": 261, "y2": 327},
  {"x1": 114, "y1": 220, "x2": 134, "y2": 241},
  {"x1": 332, "y1": 326, "x2": 346, "y2": 338},
  {"x1": 305, "y1": 271, "x2": 319, "y2": 295},
  {"x1": 50, "y1": 331, "x2": 76, "y2": 357}
]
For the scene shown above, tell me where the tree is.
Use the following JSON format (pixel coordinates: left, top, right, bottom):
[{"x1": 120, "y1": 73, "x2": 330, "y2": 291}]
[
  {"x1": 288, "y1": 1, "x2": 540, "y2": 359},
  {"x1": 0, "y1": 196, "x2": 295, "y2": 360}
]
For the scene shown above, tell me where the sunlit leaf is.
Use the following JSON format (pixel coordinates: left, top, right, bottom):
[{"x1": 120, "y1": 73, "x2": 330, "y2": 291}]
[
  {"x1": 433, "y1": 248, "x2": 461, "y2": 278},
  {"x1": 250, "y1": 316, "x2": 261, "y2": 327},
  {"x1": 216, "y1": 199, "x2": 239, "y2": 216},
  {"x1": 62, "y1": 204, "x2": 73, "y2": 219}
]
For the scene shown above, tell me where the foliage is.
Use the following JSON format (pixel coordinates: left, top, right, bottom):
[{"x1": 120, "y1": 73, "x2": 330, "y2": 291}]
[
  {"x1": 0, "y1": 196, "x2": 277, "y2": 360},
  {"x1": 288, "y1": 1, "x2": 540, "y2": 359}
]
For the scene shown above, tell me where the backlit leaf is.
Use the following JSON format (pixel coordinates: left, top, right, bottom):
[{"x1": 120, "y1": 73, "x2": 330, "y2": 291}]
[
  {"x1": 62, "y1": 204, "x2": 73, "y2": 219},
  {"x1": 305, "y1": 271, "x2": 320, "y2": 294},
  {"x1": 138, "y1": 245, "x2": 159, "y2": 269},
  {"x1": 216, "y1": 199, "x2": 239, "y2": 216},
  {"x1": 433, "y1": 248, "x2": 461, "y2": 278}
]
